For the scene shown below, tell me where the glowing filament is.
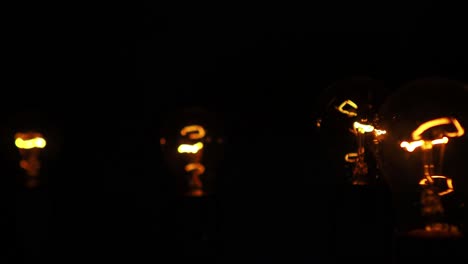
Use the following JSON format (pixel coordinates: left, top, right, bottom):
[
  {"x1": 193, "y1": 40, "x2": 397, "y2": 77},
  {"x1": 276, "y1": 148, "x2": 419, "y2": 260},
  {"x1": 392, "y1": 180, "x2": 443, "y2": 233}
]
[
  {"x1": 400, "y1": 137, "x2": 449, "y2": 152},
  {"x1": 185, "y1": 163, "x2": 205, "y2": 175},
  {"x1": 180, "y1": 125, "x2": 206, "y2": 139},
  {"x1": 419, "y1": 175, "x2": 454, "y2": 196},
  {"x1": 345, "y1": 152, "x2": 358, "y2": 162},
  {"x1": 412, "y1": 117, "x2": 465, "y2": 140},
  {"x1": 374, "y1": 129, "x2": 386, "y2": 136},
  {"x1": 354, "y1": 122, "x2": 374, "y2": 133},
  {"x1": 15, "y1": 137, "x2": 46, "y2": 149},
  {"x1": 336, "y1": 99, "x2": 358, "y2": 117},
  {"x1": 178, "y1": 142, "x2": 203, "y2": 154}
]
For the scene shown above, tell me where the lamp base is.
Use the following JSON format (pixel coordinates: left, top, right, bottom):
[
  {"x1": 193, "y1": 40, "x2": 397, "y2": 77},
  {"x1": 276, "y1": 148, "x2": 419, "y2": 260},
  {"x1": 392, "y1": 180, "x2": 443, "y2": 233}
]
[
  {"x1": 394, "y1": 227, "x2": 467, "y2": 263},
  {"x1": 407, "y1": 223, "x2": 463, "y2": 239},
  {"x1": 185, "y1": 189, "x2": 205, "y2": 197}
]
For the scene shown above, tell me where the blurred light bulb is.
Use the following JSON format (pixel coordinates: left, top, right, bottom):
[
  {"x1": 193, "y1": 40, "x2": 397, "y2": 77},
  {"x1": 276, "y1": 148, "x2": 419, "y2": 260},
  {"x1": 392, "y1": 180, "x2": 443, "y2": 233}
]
[
  {"x1": 379, "y1": 77, "x2": 468, "y2": 238},
  {"x1": 315, "y1": 76, "x2": 389, "y2": 185},
  {"x1": 177, "y1": 142, "x2": 204, "y2": 154},
  {"x1": 315, "y1": 77, "x2": 394, "y2": 257},
  {"x1": 160, "y1": 106, "x2": 224, "y2": 197},
  {"x1": 14, "y1": 131, "x2": 46, "y2": 188}
]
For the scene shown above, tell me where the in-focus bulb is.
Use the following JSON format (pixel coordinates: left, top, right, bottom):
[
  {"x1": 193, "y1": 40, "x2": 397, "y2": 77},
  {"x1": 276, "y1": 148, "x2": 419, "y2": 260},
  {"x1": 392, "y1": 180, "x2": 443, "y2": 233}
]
[{"x1": 379, "y1": 77, "x2": 468, "y2": 237}]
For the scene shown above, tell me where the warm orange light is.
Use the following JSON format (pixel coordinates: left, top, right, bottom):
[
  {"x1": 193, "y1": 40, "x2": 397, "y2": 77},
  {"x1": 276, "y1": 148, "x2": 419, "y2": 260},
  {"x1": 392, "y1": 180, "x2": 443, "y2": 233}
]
[
  {"x1": 316, "y1": 118, "x2": 322, "y2": 128},
  {"x1": 180, "y1": 125, "x2": 206, "y2": 139},
  {"x1": 336, "y1": 99, "x2": 358, "y2": 117},
  {"x1": 185, "y1": 163, "x2": 205, "y2": 175},
  {"x1": 178, "y1": 142, "x2": 203, "y2": 154},
  {"x1": 401, "y1": 137, "x2": 449, "y2": 152},
  {"x1": 374, "y1": 129, "x2": 387, "y2": 136},
  {"x1": 14, "y1": 132, "x2": 45, "y2": 184},
  {"x1": 353, "y1": 121, "x2": 387, "y2": 137},
  {"x1": 345, "y1": 152, "x2": 358, "y2": 162},
  {"x1": 15, "y1": 137, "x2": 46, "y2": 149},
  {"x1": 185, "y1": 162, "x2": 206, "y2": 197},
  {"x1": 411, "y1": 117, "x2": 464, "y2": 140},
  {"x1": 419, "y1": 175, "x2": 454, "y2": 196},
  {"x1": 353, "y1": 121, "x2": 374, "y2": 133}
]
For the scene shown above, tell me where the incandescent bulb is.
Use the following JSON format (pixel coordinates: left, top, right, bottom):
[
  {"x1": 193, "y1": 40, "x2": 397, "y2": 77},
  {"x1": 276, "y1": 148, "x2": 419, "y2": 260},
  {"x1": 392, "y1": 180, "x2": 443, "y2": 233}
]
[
  {"x1": 160, "y1": 106, "x2": 224, "y2": 197},
  {"x1": 378, "y1": 77, "x2": 468, "y2": 238},
  {"x1": 315, "y1": 77, "x2": 394, "y2": 258},
  {"x1": 315, "y1": 76, "x2": 389, "y2": 185},
  {"x1": 14, "y1": 131, "x2": 46, "y2": 189}
]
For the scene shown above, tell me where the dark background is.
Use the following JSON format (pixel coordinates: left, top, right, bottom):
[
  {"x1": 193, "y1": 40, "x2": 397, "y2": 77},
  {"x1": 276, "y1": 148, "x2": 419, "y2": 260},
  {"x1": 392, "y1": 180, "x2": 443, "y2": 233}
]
[{"x1": 4, "y1": 3, "x2": 468, "y2": 263}]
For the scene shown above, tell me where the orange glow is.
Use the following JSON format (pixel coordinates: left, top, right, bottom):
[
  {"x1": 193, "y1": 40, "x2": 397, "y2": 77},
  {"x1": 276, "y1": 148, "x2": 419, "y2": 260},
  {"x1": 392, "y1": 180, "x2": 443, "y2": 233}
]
[
  {"x1": 336, "y1": 99, "x2": 358, "y2": 117},
  {"x1": 14, "y1": 132, "x2": 45, "y2": 183},
  {"x1": 345, "y1": 152, "x2": 358, "y2": 162},
  {"x1": 374, "y1": 129, "x2": 386, "y2": 136},
  {"x1": 15, "y1": 137, "x2": 46, "y2": 149},
  {"x1": 400, "y1": 137, "x2": 449, "y2": 152},
  {"x1": 316, "y1": 118, "x2": 322, "y2": 128},
  {"x1": 177, "y1": 142, "x2": 203, "y2": 154},
  {"x1": 419, "y1": 175, "x2": 454, "y2": 196},
  {"x1": 180, "y1": 125, "x2": 206, "y2": 139},
  {"x1": 185, "y1": 163, "x2": 205, "y2": 197},
  {"x1": 353, "y1": 121, "x2": 374, "y2": 133},
  {"x1": 185, "y1": 163, "x2": 205, "y2": 175},
  {"x1": 353, "y1": 121, "x2": 387, "y2": 136}
]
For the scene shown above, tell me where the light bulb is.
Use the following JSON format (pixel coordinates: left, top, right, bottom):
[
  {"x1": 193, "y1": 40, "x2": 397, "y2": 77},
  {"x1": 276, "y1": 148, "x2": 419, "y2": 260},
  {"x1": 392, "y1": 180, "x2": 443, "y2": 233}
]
[
  {"x1": 160, "y1": 106, "x2": 224, "y2": 197},
  {"x1": 315, "y1": 77, "x2": 394, "y2": 258},
  {"x1": 315, "y1": 76, "x2": 389, "y2": 185},
  {"x1": 378, "y1": 77, "x2": 468, "y2": 238},
  {"x1": 14, "y1": 131, "x2": 46, "y2": 189}
]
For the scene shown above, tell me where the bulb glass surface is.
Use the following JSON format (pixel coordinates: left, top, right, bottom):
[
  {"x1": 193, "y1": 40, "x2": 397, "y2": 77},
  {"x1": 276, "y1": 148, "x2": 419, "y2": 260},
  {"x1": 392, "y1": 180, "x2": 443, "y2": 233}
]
[{"x1": 378, "y1": 77, "x2": 468, "y2": 237}]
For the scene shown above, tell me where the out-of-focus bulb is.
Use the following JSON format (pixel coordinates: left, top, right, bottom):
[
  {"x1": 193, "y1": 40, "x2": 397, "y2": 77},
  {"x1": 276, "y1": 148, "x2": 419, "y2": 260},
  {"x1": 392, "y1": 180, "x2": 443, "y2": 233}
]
[
  {"x1": 379, "y1": 77, "x2": 468, "y2": 238},
  {"x1": 315, "y1": 76, "x2": 389, "y2": 185},
  {"x1": 345, "y1": 118, "x2": 387, "y2": 185},
  {"x1": 14, "y1": 131, "x2": 46, "y2": 188},
  {"x1": 315, "y1": 77, "x2": 394, "y2": 257},
  {"x1": 160, "y1": 106, "x2": 224, "y2": 197}
]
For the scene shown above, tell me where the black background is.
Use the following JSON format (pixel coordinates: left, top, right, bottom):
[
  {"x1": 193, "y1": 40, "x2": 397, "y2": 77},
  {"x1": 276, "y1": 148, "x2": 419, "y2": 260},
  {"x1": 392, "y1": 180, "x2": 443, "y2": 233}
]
[{"x1": 4, "y1": 3, "x2": 468, "y2": 263}]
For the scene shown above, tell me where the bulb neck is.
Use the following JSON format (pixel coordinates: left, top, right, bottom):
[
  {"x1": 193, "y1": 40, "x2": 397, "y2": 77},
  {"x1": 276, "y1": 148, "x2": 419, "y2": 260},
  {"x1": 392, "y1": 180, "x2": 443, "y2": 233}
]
[
  {"x1": 418, "y1": 186, "x2": 463, "y2": 237},
  {"x1": 421, "y1": 186, "x2": 444, "y2": 218}
]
